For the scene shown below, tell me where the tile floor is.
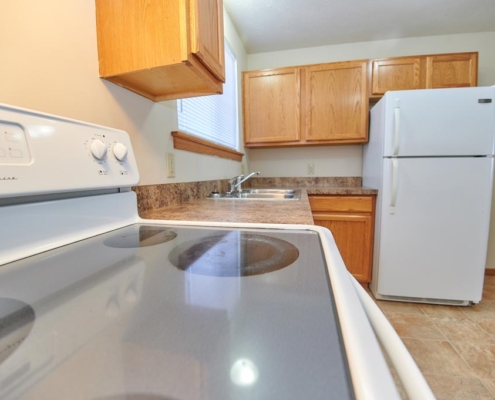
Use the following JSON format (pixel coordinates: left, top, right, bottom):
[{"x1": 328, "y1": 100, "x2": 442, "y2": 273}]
[{"x1": 368, "y1": 275, "x2": 495, "y2": 400}]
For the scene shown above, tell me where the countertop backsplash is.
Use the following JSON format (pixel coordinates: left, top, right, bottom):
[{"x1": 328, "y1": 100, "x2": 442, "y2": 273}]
[
  {"x1": 242, "y1": 176, "x2": 362, "y2": 188},
  {"x1": 133, "y1": 176, "x2": 374, "y2": 214},
  {"x1": 133, "y1": 179, "x2": 230, "y2": 213}
]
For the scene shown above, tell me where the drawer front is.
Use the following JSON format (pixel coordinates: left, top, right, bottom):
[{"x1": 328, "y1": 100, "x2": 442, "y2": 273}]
[{"x1": 309, "y1": 196, "x2": 373, "y2": 213}]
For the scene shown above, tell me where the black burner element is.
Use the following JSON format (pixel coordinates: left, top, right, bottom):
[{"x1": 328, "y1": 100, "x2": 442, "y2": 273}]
[
  {"x1": 168, "y1": 232, "x2": 299, "y2": 277},
  {"x1": 105, "y1": 226, "x2": 177, "y2": 248}
]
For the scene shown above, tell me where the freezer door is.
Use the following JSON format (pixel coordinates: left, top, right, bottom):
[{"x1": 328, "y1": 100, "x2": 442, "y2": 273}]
[
  {"x1": 376, "y1": 157, "x2": 493, "y2": 302},
  {"x1": 383, "y1": 87, "x2": 495, "y2": 157}
]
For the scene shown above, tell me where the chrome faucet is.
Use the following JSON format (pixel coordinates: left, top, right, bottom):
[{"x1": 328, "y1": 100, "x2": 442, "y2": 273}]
[{"x1": 228, "y1": 171, "x2": 260, "y2": 194}]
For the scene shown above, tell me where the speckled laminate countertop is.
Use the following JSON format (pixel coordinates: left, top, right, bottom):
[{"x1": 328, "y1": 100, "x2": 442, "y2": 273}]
[
  {"x1": 140, "y1": 186, "x2": 377, "y2": 225},
  {"x1": 305, "y1": 186, "x2": 377, "y2": 196}
]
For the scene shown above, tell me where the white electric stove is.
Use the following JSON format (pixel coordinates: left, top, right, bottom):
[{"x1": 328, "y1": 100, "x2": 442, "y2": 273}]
[{"x1": 0, "y1": 104, "x2": 433, "y2": 399}]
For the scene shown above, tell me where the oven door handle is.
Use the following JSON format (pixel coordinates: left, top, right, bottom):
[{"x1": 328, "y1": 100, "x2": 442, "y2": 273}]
[{"x1": 351, "y1": 277, "x2": 435, "y2": 400}]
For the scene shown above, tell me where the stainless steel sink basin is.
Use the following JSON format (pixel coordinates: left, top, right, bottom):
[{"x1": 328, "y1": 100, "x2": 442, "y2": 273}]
[
  {"x1": 208, "y1": 188, "x2": 301, "y2": 200},
  {"x1": 242, "y1": 189, "x2": 296, "y2": 194}
]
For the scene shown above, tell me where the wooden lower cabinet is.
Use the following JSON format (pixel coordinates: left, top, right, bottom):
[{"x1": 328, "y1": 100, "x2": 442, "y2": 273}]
[{"x1": 310, "y1": 195, "x2": 375, "y2": 283}]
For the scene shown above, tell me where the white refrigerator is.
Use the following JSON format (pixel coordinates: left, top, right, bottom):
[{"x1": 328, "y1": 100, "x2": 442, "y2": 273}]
[{"x1": 363, "y1": 87, "x2": 495, "y2": 305}]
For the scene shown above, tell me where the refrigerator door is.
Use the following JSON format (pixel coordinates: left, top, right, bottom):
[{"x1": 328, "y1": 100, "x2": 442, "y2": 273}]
[
  {"x1": 383, "y1": 87, "x2": 495, "y2": 157},
  {"x1": 376, "y1": 157, "x2": 493, "y2": 302}
]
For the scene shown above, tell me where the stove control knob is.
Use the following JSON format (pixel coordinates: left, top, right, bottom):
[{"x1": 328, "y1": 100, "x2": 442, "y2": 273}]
[
  {"x1": 90, "y1": 139, "x2": 107, "y2": 160},
  {"x1": 113, "y1": 143, "x2": 128, "y2": 161}
]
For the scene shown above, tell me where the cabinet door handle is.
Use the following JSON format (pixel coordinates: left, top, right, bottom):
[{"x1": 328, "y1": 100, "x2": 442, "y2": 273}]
[
  {"x1": 390, "y1": 158, "x2": 398, "y2": 214},
  {"x1": 393, "y1": 100, "x2": 400, "y2": 156}
]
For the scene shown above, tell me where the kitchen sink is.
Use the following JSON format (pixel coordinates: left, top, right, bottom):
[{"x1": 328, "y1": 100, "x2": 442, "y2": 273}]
[
  {"x1": 244, "y1": 189, "x2": 295, "y2": 194},
  {"x1": 207, "y1": 188, "x2": 301, "y2": 200}
]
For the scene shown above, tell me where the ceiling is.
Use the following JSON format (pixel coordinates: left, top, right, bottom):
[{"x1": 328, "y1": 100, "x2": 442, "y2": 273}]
[{"x1": 223, "y1": 0, "x2": 495, "y2": 54}]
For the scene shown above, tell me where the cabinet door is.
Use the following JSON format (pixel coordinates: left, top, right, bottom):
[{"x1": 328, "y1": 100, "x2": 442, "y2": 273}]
[
  {"x1": 190, "y1": 0, "x2": 225, "y2": 82},
  {"x1": 95, "y1": 0, "x2": 224, "y2": 102},
  {"x1": 426, "y1": 53, "x2": 477, "y2": 88},
  {"x1": 304, "y1": 61, "x2": 368, "y2": 143},
  {"x1": 243, "y1": 68, "x2": 301, "y2": 144},
  {"x1": 371, "y1": 57, "x2": 421, "y2": 95},
  {"x1": 313, "y1": 213, "x2": 373, "y2": 282}
]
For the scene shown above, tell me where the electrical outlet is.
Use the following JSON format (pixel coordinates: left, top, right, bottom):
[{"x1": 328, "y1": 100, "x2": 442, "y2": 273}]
[
  {"x1": 307, "y1": 163, "x2": 315, "y2": 175},
  {"x1": 166, "y1": 153, "x2": 176, "y2": 178}
]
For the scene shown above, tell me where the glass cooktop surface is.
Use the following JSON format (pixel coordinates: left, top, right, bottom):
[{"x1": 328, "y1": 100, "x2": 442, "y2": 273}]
[{"x1": 0, "y1": 224, "x2": 354, "y2": 400}]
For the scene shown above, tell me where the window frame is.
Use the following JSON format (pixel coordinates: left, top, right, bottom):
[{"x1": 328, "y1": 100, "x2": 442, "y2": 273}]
[{"x1": 172, "y1": 40, "x2": 243, "y2": 162}]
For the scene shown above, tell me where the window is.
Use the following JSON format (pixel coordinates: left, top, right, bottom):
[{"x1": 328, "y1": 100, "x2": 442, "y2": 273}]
[{"x1": 176, "y1": 41, "x2": 239, "y2": 153}]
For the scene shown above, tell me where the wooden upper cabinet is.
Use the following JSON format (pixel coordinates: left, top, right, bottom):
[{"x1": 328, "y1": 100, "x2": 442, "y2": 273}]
[
  {"x1": 243, "y1": 68, "x2": 301, "y2": 145},
  {"x1": 426, "y1": 53, "x2": 478, "y2": 89},
  {"x1": 370, "y1": 52, "x2": 478, "y2": 98},
  {"x1": 95, "y1": 0, "x2": 225, "y2": 102},
  {"x1": 371, "y1": 57, "x2": 422, "y2": 95},
  {"x1": 304, "y1": 61, "x2": 368, "y2": 143},
  {"x1": 243, "y1": 61, "x2": 368, "y2": 148},
  {"x1": 189, "y1": 0, "x2": 225, "y2": 82}
]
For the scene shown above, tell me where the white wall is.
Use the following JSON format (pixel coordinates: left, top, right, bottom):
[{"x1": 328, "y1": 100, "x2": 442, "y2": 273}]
[
  {"x1": 246, "y1": 32, "x2": 495, "y2": 178},
  {"x1": 0, "y1": 0, "x2": 248, "y2": 185},
  {"x1": 248, "y1": 146, "x2": 363, "y2": 177}
]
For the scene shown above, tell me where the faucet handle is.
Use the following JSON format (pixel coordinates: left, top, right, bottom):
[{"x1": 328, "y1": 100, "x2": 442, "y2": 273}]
[{"x1": 230, "y1": 174, "x2": 243, "y2": 183}]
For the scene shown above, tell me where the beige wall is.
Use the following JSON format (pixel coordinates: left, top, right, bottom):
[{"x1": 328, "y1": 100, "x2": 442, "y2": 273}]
[
  {"x1": 246, "y1": 32, "x2": 495, "y2": 178},
  {"x1": 0, "y1": 0, "x2": 248, "y2": 185}
]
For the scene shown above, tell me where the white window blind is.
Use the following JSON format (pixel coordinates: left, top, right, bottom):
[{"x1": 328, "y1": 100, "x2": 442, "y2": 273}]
[{"x1": 177, "y1": 41, "x2": 239, "y2": 150}]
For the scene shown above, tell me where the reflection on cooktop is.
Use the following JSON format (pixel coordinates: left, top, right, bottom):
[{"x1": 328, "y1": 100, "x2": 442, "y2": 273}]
[
  {"x1": 93, "y1": 395, "x2": 176, "y2": 400},
  {"x1": 0, "y1": 298, "x2": 35, "y2": 365},
  {"x1": 168, "y1": 232, "x2": 299, "y2": 277},
  {"x1": 105, "y1": 225, "x2": 177, "y2": 248}
]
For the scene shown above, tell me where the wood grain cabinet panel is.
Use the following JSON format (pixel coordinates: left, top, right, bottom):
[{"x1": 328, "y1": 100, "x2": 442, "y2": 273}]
[
  {"x1": 304, "y1": 61, "x2": 368, "y2": 143},
  {"x1": 189, "y1": 0, "x2": 225, "y2": 82},
  {"x1": 243, "y1": 68, "x2": 301, "y2": 144},
  {"x1": 243, "y1": 60, "x2": 368, "y2": 147},
  {"x1": 313, "y1": 213, "x2": 373, "y2": 282},
  {"x1": 309, "y1": 196, "x2": 373, "y2": 213},
  {"x1": 310, "y1": 195, "x2": 376, "y2": 283},
  {"x1": 426, "y1": 53, "x2": 478, "y2": 89},
  {"x1": 369, "y1": 52, "x2": 478, "y2": 98},
  {"x1": 95, "y1": 0, "x2": 225, "y2": 102},
  {"x1": 371, "y1": 57, "x2": 421, "y2": 95}
]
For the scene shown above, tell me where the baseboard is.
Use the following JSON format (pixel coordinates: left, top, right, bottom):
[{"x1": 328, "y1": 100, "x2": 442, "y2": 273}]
[{"x1": 485, "y1": 269, "x2": 495, "y2": 276}]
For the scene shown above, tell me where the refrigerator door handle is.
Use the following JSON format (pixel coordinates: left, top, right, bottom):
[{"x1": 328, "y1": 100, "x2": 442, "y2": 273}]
[
  {"x1": 390, "y1": 158, "x2": 399, "y2": 214},
  {"x1": 393, "y1": 101, "x2": 400, "y2": 156}
]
